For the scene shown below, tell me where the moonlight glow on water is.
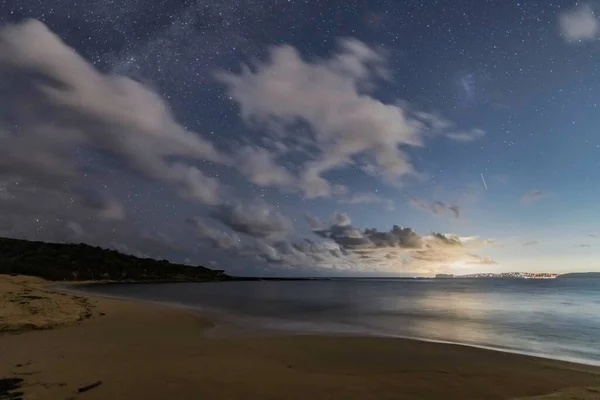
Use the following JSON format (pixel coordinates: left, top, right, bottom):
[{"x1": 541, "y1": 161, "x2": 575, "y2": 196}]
[{"x1": 79, "y1": 278, "x2": 600, "y2": 366}]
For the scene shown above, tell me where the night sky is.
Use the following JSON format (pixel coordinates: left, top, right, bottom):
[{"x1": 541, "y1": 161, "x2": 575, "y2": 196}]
[{"x1": 1, "y1": 0, "x2": 599, "y2": 276}]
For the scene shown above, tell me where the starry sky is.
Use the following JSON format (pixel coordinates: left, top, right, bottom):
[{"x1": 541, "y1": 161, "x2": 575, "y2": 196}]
[{"x1": 1, "y1": 0, "x2": 599, "y2": 276}]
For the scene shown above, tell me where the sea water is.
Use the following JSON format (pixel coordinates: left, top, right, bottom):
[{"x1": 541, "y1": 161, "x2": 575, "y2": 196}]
[{"x1": 78, "y1": 278, "x2": 600, "y2": 366}]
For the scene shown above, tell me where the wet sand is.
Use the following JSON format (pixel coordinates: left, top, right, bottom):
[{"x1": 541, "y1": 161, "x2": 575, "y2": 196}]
[{"x1": 1, "y1": 275, "x2": 600, "y2": 400}]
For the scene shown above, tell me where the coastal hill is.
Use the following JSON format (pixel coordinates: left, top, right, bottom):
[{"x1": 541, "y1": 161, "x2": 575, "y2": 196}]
[
  {"x1": 0, "y1": 237, "x2": 229, "y2": 282},
  {"x1": 555, "y1": 272, "x2": 600, "y2": 279}
]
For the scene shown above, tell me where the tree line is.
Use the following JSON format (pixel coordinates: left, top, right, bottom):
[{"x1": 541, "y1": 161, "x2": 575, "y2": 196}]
[{"x1": 0, "y1": 237, "x2": 229, "y2": 282}]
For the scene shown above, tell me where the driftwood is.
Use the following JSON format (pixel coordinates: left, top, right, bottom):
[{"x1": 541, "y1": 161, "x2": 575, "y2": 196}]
[{"x1": 77, "y1": 381, "x2": 102, "y2": 393}]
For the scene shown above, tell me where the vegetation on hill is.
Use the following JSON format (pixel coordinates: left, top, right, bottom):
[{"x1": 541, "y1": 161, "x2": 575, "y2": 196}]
[{"x1": 0, "y1": 237, "x2": 229, "y2": 282}]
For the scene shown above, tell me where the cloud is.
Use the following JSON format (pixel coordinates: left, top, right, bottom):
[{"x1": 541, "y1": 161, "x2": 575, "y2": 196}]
[
  {"x1": 559, "y1": 4, "x2": 600, "y2": 42},
  {"x1": 236, "y1": 146, "x2": 296, "y2": 189},
  {"x1": 445, "y1": 129, "x2": 485, "y2": 142},
  {"x1": 210, "y1": 202, "x2": 293, "y2": 238},
  {"x1": 331, "y1": 212, "x2": 352, "y2": 227},
  {"x1": 0, "y1": 20, "x2": 226, "y2": 205},
  {"x1": 409, "y1": 198, "x2": 460, "y2": 219},
  {"x1": 0, "y1": 20, "x2": 238, "y2": 261},
  {"x1": 575, "y1": 244, "x2": 591, "y2": 248},
  {"x1": 307, "y1": 213, "x2": 491, "y2": 274},
  {"x1": 413, "y1": 111, "x2": 485, "y2": 142},
  {"x1": 189, "y1": 207, "x2": 493, "y2": 275},
  {"x1": 340, "y1": 192, "x2": 395, "y2": 210},
  {"x1": 304, "y1": 214, "x2": 325, "y2": 231},
  {"x1": 0, "y1": 20, "x2": 495, "y2": 276},
  {"x1": 217, "y1": 38, "x2": 482, "y2": 197},
  {"x1": 187, "y1": 215, "x2": 357, "y2": 271},
  {"x1": 465, "y1": 254, "x2": 497, "y2": 265},
  {"x1": 520, "y1": 190, "x2": 548, "y2": 205},
  {"x1": 186, "y1": 217, "x2": 242, "y2": 250},
  {"x1": 0, "y1": 179, "x2": 179, "y2": 259},
  {"x1": 523, "y1": 241, "x2": 539, "y2": 247}
]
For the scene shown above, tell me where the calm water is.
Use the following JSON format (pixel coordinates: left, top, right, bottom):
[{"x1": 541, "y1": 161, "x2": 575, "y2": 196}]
[{"x1": 78, "y1": 279, "x2": 600, "y2": 366}]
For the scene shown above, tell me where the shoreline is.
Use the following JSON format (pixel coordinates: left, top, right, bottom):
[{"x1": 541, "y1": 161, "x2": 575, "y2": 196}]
[
  {"x1": 3, "y1": 276, "x2": 600, "y2": 399},
  {"x1": 61, "y1": 281, "x2": 600, "y2": 370}
]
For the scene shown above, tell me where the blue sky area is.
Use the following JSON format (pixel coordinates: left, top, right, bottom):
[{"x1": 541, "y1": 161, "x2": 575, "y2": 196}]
[{"x1": 1, "y1": 0, "x2": 599, "y2": 276}]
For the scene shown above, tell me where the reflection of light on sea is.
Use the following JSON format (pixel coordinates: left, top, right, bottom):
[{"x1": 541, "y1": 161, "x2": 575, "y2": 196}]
[
  {"x1": 406, "y1": 290, "x2": 504, "y2": 345},
  {"x1": 409, "y1": 318, "x2": 501, "y2": 345},
  {"x1": 415, "y1": 290, "x2": 486, "y2": 318}
]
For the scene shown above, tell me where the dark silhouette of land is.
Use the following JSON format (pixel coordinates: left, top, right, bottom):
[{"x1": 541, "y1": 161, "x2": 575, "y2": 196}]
[
  {"x1": 0, "y1": 237, "x2": 228, "y2": 282},
  {"x1": 2, "y1": 236, "x2": 598, "y2": 283},
  {"x1": 556, "y1": 272, "x2": 600, "y2": 279}
]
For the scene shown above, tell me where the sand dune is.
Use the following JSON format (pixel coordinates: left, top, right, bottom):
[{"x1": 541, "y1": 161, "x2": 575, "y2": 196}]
[{"x1": 0, "y1": 275, "x2": 97, "y2": 334}]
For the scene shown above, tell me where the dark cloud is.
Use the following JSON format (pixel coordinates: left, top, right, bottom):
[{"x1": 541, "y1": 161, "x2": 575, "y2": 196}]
[
  {"x1": 306, "y1": 213, "x2": 492, "y2": 274},
  {"x1": 187, "y1": 216, "x2": 357, "y2": 270},
  {"x1": 186, "y1": 208, "x2": 494, "y2": 275},
  {"x1": 186, "y1": 217, "x2": 242, "y2": 250},
  {"x1": 363, "y1": 226, "x2": 424, "y2": 249},
  {"x1": 0, "y1": 183, "x2": 178, "y2": 259},
  {"x1": 210, "y1": 202, "x2": 293, "y2": 239},
  {"x1": 523, "y1": 241, "x2": 539, "y2": 247},
  {"x1": 313, "y1": 213, "x2": 370, "y2": 249}
]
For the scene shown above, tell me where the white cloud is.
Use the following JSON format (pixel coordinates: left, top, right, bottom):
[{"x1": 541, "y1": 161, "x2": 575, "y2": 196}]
[
  {"x1": 217, "y1": 38, "x2": 482, "y2": 197},
  {"x1": 0, "y1": 20, "x2": 233, "y2": 259},
  {"x1": 445, "y1": 128, "x2": 485, "y2": 142},
  {"x1": 236, "y1": 146, "x2": 296, "y2": 189},
  {"x1": 413, "y1": 111, "x2": 485, "y2": 142},
  {"x1": 0, "y1": 20, "x2": 226, "y2": 204},
  {"x1": 559, "y1": 4, "x2": 600, "y2": 42}
]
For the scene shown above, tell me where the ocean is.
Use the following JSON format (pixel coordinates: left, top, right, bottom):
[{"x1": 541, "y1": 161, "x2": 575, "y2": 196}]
[{"x1": 77, "y1": 278, "x2": 600, "y2": 366}]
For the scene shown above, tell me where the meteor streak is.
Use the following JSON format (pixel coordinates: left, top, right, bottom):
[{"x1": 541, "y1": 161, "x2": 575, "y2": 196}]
[{"x1": 481, "y1": 173, "x2": 488, "y2": 190}]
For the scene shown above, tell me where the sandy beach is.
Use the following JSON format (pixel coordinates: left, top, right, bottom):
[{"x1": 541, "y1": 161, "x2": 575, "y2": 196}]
[{"x1": 1, "y1": 275, "x2": 600, "y2": 400}]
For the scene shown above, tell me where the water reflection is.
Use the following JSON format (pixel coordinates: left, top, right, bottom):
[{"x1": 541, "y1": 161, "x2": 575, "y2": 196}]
[{"x1": 79, "y1": 278, "x2": 600, "y2": 365}]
